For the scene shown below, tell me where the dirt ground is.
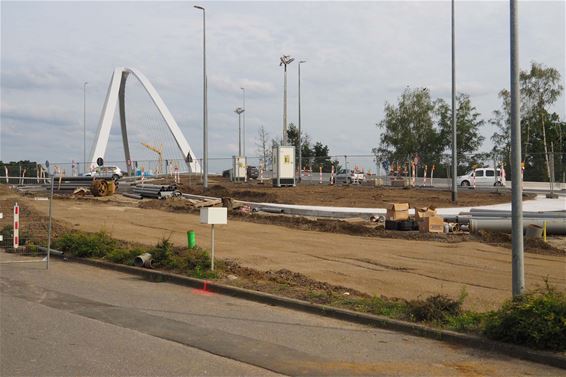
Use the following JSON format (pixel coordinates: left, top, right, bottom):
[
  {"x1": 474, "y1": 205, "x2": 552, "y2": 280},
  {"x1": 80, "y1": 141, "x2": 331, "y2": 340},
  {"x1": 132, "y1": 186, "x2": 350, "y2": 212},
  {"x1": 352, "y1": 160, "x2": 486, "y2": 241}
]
[
  {"x1": 164, "y1": 176, "x2": 529, "y2": 209},
  {"x1": 14, "y1": 190, "x2": 564, "y2": 312}
]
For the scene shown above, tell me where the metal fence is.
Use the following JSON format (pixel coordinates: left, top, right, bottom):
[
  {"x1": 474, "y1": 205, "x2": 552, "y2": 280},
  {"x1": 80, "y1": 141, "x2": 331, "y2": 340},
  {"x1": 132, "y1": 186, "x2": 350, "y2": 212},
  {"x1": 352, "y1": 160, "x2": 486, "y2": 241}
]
[
  {"x1": 1, "y1": 151, "x2": 564, "y2": 184},
  {"x1": 0, "y1": 184, "x2": 54, "y2": 268}
]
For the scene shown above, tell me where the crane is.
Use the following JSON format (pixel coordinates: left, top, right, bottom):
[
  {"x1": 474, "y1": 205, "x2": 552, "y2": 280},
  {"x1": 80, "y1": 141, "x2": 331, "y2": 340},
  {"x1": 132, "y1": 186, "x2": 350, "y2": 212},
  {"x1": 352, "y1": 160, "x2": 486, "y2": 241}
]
[{"x1": 141, "y1": 142, "x2": 163, "y2": 175}]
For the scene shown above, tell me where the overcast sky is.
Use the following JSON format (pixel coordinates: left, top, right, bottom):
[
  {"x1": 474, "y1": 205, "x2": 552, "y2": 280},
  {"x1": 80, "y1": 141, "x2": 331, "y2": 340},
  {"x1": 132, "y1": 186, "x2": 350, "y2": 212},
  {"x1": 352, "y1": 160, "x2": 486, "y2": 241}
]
[{"x1": 1, "y1": 1, "x2": 564, "y2": 171}]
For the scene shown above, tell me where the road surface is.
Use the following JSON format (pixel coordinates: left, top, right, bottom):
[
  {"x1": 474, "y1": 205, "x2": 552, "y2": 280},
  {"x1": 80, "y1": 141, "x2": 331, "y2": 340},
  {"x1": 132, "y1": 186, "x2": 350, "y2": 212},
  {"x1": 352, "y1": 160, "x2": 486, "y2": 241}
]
[{"x1": 0, "y1": 253, "x2": 562, "y2": 376}]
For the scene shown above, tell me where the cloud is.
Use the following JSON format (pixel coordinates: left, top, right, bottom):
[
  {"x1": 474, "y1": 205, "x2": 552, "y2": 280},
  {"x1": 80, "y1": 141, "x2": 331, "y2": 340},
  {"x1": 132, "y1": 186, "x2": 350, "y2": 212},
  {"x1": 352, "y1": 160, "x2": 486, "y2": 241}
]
[
  {"x1": 1, "y1": 66, "x2": 76, "y2": 91},
  {"x1": 0, "y1": 102, "x2": 78, "y2": 128},
  {"x1": 208, "y1": 75, "x2": 276, "y2": 96}
]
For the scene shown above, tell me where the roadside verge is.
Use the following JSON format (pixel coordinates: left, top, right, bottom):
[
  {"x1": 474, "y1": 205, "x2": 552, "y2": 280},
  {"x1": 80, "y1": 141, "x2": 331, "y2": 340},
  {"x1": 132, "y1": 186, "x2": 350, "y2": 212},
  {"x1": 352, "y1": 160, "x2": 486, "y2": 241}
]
[{"x1": 52, "y1": 252, "x2": 565, "y2": 370}]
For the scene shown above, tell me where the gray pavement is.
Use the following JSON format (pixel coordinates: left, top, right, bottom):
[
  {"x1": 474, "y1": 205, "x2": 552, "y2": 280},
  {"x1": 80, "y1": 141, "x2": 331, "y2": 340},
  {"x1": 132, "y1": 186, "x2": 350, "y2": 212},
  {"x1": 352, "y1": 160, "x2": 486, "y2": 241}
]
[{"x1": 1, "y1": 253, "x2": 564, "y2": 376}]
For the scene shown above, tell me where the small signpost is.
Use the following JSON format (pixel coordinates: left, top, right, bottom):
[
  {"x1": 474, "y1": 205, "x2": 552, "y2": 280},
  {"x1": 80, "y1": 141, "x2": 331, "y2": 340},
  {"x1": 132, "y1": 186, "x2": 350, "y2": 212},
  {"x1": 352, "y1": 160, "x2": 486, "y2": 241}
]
[{"x1": 199, "y1": 207, "x2": 227, "y2": 271}]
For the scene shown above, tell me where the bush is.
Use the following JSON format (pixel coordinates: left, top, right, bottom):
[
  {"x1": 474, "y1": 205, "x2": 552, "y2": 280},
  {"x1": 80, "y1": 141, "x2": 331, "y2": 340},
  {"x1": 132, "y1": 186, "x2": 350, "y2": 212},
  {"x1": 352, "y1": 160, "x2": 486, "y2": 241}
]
[
  {"x1": 186, "y1": 247, "x2": 211, "y2": 271},
  {"x1": 484, "y1": 287, "x2": 566, "y2": 351},
  {"x1": 54, "y1": 231, "x2": 116, "y2": 258},
  {"x1": 408, "y1": 295, "x2": 463, "y2": 323},
  {"x1": 106, "y1": 247, "x2": 143, "y2": 265},
  {"x1": 150, "y1": 238, "x2": 174, "y2": 265}
]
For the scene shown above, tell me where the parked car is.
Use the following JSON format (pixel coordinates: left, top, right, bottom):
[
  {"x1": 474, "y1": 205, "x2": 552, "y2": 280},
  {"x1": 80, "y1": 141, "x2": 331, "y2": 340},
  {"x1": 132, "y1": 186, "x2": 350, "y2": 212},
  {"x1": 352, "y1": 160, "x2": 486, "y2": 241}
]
[
  {"x1": 335, "y1": 169, "x2": 365, "y2": 184},
  {"x1": 222, "y1": 168, "x2": 232, "y2": 178},
  {"x1": 247, "y1": 165, "x2": 259, "y2": 180},
  {"x1": 85, "y1": 166, "x2": 123, "y2": 180},
  {"x1": 457, "y1": 167, "x2": 506, "y2": 187}
]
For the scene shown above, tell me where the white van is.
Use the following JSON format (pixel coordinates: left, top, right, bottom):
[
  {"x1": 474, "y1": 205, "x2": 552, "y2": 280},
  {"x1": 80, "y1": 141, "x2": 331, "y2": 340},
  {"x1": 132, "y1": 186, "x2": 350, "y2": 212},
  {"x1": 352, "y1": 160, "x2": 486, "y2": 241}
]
[{"x1": 457, "y1": 167, "x2": 506, "y2": 187}]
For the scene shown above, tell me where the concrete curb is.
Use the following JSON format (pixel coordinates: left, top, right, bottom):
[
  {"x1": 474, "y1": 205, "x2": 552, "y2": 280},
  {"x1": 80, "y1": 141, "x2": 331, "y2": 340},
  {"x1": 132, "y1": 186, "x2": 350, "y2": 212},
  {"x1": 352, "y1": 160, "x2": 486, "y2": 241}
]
[{"x1": 55, "y1": 254, "x2": 565, "y2": 370}]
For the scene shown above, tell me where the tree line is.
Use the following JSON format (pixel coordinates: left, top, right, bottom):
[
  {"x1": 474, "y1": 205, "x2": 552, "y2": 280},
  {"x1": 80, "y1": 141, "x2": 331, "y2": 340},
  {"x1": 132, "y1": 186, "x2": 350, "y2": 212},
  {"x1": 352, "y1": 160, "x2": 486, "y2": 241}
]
[
  {"x1": 256, "y1": 123, "x2": 340, "y2": 173},
  {"x1": 373, "y1": 62, "x2": 565, "y2": 181}
]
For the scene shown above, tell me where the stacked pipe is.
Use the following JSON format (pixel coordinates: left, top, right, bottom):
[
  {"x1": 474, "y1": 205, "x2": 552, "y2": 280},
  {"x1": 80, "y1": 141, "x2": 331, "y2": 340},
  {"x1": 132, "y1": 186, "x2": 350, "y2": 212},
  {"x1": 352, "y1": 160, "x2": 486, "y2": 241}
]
[
  {"x1": 455, "y1": 209, "x2": 566, "y2": 235},
  {"x1": 44, "y1": 176, "x2": 103, "y2": 192},
  {"x1": 132, "y1": 184, "x2": 179, "y2": 199}
]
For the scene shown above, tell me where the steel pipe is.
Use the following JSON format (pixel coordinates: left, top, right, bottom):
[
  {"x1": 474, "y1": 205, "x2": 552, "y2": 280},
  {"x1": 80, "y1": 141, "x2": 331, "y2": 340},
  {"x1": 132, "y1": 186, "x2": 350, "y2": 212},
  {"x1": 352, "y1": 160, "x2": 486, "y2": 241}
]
[
  {"x1": 469, "y1": 218, "x2": 566, "y2": 235},
  {"x1": 134, "y1": 253, "x2": 154, "y2": 268}
]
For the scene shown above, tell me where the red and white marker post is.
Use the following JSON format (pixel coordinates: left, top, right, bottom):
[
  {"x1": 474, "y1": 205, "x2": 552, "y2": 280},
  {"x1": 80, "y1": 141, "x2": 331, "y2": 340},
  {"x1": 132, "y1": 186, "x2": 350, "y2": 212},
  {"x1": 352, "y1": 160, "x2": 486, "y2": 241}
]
[
  {"x1": 423, "y1": 164, "x2": 428, "y2": 186},
  {"x1": 13, "y1": 203, "x2": 19, "y2": 249},
  {"x1": 472, "y1": 169, "x2": 477, "y2": 189},
  {"x1": 319, "y1": 166, "x2": 323, "y2": 184},
  {"x1": 430, "y1": 164, "x2": 435, "y2": 186}
]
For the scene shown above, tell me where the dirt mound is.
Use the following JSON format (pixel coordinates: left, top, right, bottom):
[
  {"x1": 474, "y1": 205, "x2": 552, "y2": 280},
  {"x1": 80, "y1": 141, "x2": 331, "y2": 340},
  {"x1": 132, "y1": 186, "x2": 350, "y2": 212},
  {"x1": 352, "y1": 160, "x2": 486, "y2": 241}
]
[
  {"x1": 222, "y1": 259, "x2": 370, "y2": 299},
  {"x1": 230, "y1": 212, "x2": 467, "y2": 243},
  {"x1": 475, "y1": 230, "x2": 565, "y2": 256}
]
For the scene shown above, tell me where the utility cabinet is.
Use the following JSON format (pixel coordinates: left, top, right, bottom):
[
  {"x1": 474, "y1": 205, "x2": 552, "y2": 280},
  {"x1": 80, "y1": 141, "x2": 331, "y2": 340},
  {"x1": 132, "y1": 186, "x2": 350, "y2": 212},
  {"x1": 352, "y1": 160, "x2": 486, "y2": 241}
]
[
  {"x1": 272, "y1": 145, "x2": 295, "y2": 187},
  {"x1": 232, "y1": 156, "x2": 247, "y2": 182}
]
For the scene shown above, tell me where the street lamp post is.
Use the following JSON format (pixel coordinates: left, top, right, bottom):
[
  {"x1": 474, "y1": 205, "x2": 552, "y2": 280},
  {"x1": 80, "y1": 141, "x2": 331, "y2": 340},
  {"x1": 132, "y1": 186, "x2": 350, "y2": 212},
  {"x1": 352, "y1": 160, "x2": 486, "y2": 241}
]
[
  {"x1": 451, "y1": 0, "x2": 457, "y2": 203},
  {"x1": 235, "y1": 107, "x2": 245, "y2": 156},
  {"x1": 510, "y1": 0, "x2": 524, "y2": 297},
  {"x1": 83, "y1": 81, "x2": 88, "y2": 174},
  {"x1": 240, "y1": 87, "x2": 246, "y2": 156},
  {"x1": 280, "y1": 55, "x2": 295, "y2": 145},
  {"x1": 194, "y1": 5, "x2": 208, "y2": 189},
  {"x1": 298, "y1": 60, "x2": 307, "y2": 181}
]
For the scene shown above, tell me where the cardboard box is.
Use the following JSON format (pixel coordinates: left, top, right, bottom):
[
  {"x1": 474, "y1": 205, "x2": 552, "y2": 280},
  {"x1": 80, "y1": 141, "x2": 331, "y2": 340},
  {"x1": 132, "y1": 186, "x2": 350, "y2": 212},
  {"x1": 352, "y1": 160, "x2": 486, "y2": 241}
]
[
  {"x1": 419, "y1": 216, "x2": 444, "y2": 233},
  {"x1": 386, "y1": 203, "x2": 409, "y2": 221},
  {"x1": 414, "y1": 206, "x2": 437, "y2": 221}
]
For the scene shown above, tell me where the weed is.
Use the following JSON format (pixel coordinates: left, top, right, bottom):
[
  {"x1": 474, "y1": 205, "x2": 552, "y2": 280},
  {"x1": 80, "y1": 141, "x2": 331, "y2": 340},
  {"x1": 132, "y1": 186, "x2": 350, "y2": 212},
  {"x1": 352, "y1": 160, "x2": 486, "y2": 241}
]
[
  {"x1": 407, "y1": 295, "x2": 463, "y2": 324},
  {"x1": 54, "y1": 231, "x2": 116, "y2": 258},
  {"x1": 483, "y1": 286, "x2": 566, "y2": 351}
]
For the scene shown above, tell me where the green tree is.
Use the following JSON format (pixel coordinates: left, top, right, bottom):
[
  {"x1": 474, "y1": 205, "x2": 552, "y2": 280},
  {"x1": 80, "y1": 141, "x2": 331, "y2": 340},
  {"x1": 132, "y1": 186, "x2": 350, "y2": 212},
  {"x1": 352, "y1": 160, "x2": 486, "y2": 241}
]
[
  {"x1": 521, "y1": 62, "x2": 563, "y2": 180},
  {"x1": 490, "y1": 89, "x2": 512, "y2": 170},
  {"x1": 286, "y1": 123, "x2": 313, "y2": 166},
  {"x1": 437, "y1": 94, "x2": 485, "y2": 174},
  {"x1": 375, "y1": 87, "x2": 444, "y2": 166},
  {"x1": 490, "y1": 62, "x2": 564, "y2": 181}
]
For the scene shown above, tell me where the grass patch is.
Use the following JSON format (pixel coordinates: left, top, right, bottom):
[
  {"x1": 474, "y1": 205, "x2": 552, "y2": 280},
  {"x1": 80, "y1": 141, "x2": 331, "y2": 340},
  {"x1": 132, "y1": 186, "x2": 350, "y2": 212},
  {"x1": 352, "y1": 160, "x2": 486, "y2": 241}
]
[
  {"x1": 50, "y1": 230, "x2": 566, "y2": 352},
  {"x1": 483, "y1": 285, "x2": 566, "y2": 351},
  {"x1": 53, "y1": 231, "x2": 217, "y2": 279}
]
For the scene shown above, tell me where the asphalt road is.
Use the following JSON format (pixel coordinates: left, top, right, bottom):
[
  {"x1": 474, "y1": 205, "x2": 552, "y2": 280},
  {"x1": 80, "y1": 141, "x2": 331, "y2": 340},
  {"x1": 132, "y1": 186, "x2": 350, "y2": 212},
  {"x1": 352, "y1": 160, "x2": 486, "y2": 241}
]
[{"x1": 0, "y1": 253, "x2": 563, "y2": 377}]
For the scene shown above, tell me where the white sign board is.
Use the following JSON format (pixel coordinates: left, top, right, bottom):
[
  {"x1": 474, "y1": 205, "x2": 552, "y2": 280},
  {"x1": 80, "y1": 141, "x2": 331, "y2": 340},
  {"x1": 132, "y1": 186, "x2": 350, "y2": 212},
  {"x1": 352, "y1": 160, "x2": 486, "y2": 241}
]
[
  {"x1": 0, "y1": 212, "x2": 3, "y2": 219},
  {"x1": 200, "y1": 207, "x2": 227, "y2": 225}
]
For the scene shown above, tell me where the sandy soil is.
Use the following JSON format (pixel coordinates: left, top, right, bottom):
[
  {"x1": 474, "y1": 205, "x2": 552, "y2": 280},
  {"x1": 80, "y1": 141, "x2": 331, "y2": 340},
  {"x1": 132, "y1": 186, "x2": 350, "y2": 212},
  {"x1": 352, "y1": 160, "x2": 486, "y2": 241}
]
[
  {"x1": 19, "y1": 194, "x2": 565, "y2": 312},
  {"x1": 165, "y1": 176, "x2": 528, "y2": 209}
]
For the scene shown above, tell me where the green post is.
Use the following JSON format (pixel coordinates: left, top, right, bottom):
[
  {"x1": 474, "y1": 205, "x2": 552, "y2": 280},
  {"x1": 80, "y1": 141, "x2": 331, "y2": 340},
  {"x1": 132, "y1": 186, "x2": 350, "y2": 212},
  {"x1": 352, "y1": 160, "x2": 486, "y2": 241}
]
[{"x1": 187, "y1": 230, "x2": 196, "y2": 249}]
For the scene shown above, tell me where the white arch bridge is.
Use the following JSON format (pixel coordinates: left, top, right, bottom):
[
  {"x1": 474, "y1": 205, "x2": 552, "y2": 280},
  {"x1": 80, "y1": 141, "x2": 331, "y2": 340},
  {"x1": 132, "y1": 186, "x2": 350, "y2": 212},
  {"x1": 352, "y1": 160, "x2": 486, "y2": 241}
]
[{"x1": 89, "y1": 67, "x2": 201, "y2": 173}]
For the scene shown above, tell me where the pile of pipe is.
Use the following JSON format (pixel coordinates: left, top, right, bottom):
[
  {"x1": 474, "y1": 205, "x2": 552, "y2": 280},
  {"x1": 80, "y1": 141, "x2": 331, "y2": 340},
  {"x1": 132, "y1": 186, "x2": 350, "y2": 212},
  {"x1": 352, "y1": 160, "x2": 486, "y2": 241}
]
[
  {"x1": 132, "y1": 183, "x2": 179, "y2": 199},
  {"x1": 46, "y1": 176, "x2": 113, "y2": 193},
  {"x1": 450, "y1": 209, "x2": 566, "y2": 235}
]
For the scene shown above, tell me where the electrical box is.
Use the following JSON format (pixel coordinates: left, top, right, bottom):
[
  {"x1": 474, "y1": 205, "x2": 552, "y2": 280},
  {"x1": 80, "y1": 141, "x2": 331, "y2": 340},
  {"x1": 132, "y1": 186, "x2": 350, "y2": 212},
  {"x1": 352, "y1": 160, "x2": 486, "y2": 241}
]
[
  {"x1": 200, "y1": 207, "x2": 227, "y2": 225},
  {"x1": 232, "y1": 156, "x2": 247, "y2": 182},
  {"x1": 272, "y1": 145, "x2": 295, "y2": 187}
]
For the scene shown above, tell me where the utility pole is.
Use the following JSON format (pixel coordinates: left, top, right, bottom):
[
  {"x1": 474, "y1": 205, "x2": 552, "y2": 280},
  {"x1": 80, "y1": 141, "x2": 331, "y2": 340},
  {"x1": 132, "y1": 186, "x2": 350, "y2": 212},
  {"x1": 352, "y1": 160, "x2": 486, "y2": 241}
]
[
  {"x1": 235, "y1": 107, "x2": 245, "y2": 156},
  {"x1": 280, "y1": 55, "x2": 294, "y2": 145},
  {"x1": 298, "y1": 60, "x2": 306, "y2": 181},
  {"x1": 510, "y1": 0, "x2": 524, "y2": 297},
  {"x1": 451, "y1": 0, "x2": 458, "y2": 203},
  {"x1": 194, "y1": 5, "x2": 208, "y2": 188},
  {"x1": 83, "y1": 81, "x2": 88, "y2": 174},
  {"x1": 240, "y1": 87, "x2": 246, "y2": 156}
]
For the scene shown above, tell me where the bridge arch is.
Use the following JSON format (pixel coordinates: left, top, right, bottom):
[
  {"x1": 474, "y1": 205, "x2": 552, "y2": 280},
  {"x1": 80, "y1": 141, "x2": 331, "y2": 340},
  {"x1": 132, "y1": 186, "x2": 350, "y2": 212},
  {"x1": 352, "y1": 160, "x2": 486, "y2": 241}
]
[{"x1": 89, "y1": 67, "x2": 201, "y2": 173}]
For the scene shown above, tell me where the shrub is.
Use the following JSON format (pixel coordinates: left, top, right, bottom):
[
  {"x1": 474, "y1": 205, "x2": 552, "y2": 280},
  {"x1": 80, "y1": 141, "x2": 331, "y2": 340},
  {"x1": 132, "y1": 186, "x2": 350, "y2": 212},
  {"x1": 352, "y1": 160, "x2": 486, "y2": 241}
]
[
  {"x1": 186, "y1": 246, "x2": 211, "y2": 271},
  {"x1": 408, "y1": 295, "x2": 463, "y2": 323},
  {"x1": 484, "y1": 287, "x2": 566, "y2": 351},
  {"x1": 150, "y1": 238, "x2": 174, "y2": 265},
  {"x1": 54, "y1": 231, "x2": 116, "y2": 258},
  {"x1": 106, "y1": 247, "x2": 142, "y2": 265}
]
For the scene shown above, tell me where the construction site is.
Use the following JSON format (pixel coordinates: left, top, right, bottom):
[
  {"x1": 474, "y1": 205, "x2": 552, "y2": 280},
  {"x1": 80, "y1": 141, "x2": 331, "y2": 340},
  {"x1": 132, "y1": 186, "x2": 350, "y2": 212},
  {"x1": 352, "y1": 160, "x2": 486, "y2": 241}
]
[{"x1": 2, "y1": 170, "x2": 565, "y2": 313}]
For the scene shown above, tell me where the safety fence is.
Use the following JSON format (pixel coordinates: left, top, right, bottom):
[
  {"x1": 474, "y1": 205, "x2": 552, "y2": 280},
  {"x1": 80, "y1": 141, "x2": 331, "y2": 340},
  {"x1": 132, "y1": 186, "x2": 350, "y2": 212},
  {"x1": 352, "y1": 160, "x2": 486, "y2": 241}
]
[
  {"x1": 1, "y1": 151, "x2": 564, "y2": 185},
  {"x1": 0, "y1": 190, "x2": 55, "y2": 268}
]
